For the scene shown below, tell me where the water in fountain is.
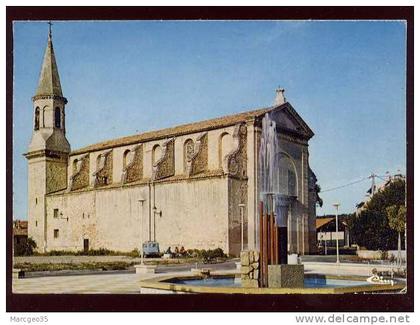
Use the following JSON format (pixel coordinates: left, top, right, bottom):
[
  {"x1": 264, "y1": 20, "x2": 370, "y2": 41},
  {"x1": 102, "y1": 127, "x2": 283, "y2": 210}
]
[
  {"x1": 259, "y1": 113, "x2": 280, "y2": 198},
  {"x1": 259, "y1": 113, "x2": 294, "y2": 228},
  {"x1": 258, "y1": 113, "x2": 288, "y2": 264},
  {"x1": 258, "y1": 113, "x2": 291, "y2": 264},
  {"x1": 257, "y1": 111, "x2": 306, "y2": 275}
]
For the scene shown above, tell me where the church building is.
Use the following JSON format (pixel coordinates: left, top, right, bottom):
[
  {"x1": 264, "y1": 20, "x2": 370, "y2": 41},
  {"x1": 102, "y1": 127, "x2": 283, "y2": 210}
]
[{"x1": 25, "y1": 29, "x2": 319, "y2": 256}]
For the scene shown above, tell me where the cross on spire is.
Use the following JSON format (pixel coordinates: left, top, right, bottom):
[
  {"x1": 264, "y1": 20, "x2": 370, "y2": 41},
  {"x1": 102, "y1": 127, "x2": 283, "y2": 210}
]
[{"x1": 48, "y1": 21, "x2": 53, "y2": 38}]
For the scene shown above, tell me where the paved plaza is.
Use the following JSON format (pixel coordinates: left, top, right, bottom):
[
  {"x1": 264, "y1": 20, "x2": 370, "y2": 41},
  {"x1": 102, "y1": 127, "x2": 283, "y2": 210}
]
[
  {"x1": 12, "y1": 261, "x2": 236, "y2": 294},
  {"x1": 12, "y1": 271, "x2": 189, "y2": 294},
  {"x1": 12, "y1": 260, "x2": 406, "y2": 294}
]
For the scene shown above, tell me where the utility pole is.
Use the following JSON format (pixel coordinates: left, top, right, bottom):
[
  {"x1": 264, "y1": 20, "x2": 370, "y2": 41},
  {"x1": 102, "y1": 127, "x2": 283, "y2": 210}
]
[
  {"x1": 138, "y1": 198, "x2": 146, "y2": 265},
  {"x1": 153, "y1": 207, "x2": 162, "y2": 242},
  {"x1": 333, "y1": 203, "x2": 340, "y2": 264},
  {"x1": 368, "y1": 173, "x2": 376, "y2": 197},
  {"x1": 324, "y1": 235, "x2": 327, "y2": 255}
]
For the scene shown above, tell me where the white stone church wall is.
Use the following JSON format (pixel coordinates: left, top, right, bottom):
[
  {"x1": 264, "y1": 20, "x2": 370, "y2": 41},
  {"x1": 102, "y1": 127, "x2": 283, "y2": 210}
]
[
  {"x1": 45, "y1": 191, "x2": 96, "y2": 251},
  {"x1": 152, "y1": 178, "x2": 229, "y2": 252},
  {"x1": 45, "y1": 177, "x2": 229, "y2": 253}
]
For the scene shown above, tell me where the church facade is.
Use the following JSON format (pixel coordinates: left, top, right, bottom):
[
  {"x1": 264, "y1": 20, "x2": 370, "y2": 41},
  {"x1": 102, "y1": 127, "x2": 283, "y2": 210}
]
[{"x1": 25, "y1": 30, "x2": 318, "y2": 256}]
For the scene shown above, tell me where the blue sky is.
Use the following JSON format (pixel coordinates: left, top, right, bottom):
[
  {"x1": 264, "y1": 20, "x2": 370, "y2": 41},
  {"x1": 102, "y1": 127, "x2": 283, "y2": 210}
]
[{"x1": 13, "y1": 20, "x2": 406, "y2": 219}]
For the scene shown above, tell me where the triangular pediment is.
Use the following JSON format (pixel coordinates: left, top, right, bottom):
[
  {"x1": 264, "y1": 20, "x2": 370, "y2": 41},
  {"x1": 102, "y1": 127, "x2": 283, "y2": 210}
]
[{"x1": 269, "y1": 103, "x2": 314, "y2": 139}]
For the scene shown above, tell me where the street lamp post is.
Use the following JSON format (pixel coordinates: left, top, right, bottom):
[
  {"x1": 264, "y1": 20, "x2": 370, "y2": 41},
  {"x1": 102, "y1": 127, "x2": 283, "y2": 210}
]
[
  {"x1": 333, "y1": 203, "x2": 340, "y2": 264},
  {"x1": 324, "y1": 235, "x2": 327, "y2": 256},
  {"x1": 138, "y1": 198, "x2": 146, "y2": 265},
  {"x1": 239, "y1": 204, "x2": 246, "y2": 251}
]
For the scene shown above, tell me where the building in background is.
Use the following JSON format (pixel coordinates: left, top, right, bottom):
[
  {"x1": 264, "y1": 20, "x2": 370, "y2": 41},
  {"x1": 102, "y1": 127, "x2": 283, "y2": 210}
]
[
  {"x1": 13, "y1": 220, "x2": 28, "y2": 248},
  {"x1": 316, "y1": 216, "x2": 351, "y2": 253}
]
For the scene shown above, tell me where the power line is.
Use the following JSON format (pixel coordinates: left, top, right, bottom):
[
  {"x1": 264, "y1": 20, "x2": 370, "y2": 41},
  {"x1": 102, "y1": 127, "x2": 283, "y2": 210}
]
[
  {"x1": 376, "y1": 175, "x2": 388, "y2": 182},
  {"x1": 319, "y1": 177, "x2": 370, "y2": 193},
  {"x1": 319, "y1": 171, "x2": 405, "y2": 194}
]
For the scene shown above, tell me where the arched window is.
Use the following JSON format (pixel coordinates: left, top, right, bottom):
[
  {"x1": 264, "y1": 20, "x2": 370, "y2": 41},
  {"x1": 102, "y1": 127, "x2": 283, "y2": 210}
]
[
  {"x1": 152, "y1": 144, "x2": 162, "y2": 165},
  {"x1": 96, "y1": 154, "x2": 102, "y2": 169},
  {"x1": 42, "y1": 107, "x2": 46, "y2": 127},
  {"x1": 183, "y1": 139, "x2": 194, "y2": 173},
  {"x1": 123, "y1": 149, "x2": 131, "y2": 169},
  {"x1": 34, "y1": 107, "x2": 40, "y2": 130},
  {"x1": 218, "y1": 132, "x2": 232, "y2": 168},
  {"x1": 95, "y1": 154, "x2": 108, "y2": 185},
  {"x1": 72, "y1": 159, "x2": 78, "y2": 174},
  {"x1": 276, "y1": 153, "x2": 298, "y2": 196},
  {"x1": 54, "y1": 107, "x2": 61, "y2": 128}
]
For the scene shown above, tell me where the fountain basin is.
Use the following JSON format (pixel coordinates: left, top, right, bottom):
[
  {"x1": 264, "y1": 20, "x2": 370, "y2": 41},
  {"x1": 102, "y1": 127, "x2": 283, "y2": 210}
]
[{"x1": 138, "y1": 272, "x2": 405, "y2": 294}]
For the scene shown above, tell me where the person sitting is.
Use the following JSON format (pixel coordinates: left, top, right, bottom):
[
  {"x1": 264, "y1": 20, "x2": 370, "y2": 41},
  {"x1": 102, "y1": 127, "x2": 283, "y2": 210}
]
[
  {"x1": 174, "y1": 246, "x2": 180, "y2": 257},
  {"x1": 165, "y1": 247, "x2": 172, "y2": 256},
  {"x1": 179, "y1": 246, "x2": 186, "y2": 256}
]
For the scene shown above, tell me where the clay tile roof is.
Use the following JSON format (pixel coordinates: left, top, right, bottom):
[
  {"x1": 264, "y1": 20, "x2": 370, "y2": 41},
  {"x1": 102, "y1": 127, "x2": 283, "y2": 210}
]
[
  {"x1": 71, "y1": 105, "x2": 276, "y2": 156},
  {"x1": 315, "y1": 217, "x2": 334, "y2": 230}
]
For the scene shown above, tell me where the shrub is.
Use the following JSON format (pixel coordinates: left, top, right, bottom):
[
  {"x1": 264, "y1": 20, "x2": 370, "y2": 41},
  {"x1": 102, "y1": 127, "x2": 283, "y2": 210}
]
[
  {"x1": 186, "y1": 249, "x2": 201, "y2": 258},
  {"x1": 82, "y1": 248, "x2": 115, "y2": 256},
  {"x1": 46, "y1": 250, "x2": 76, "y2": 256},
  {"x1": 211, "y1": 248, "x2": 225, "y2": 258},
  {"x1": 37, "y1": 248, "x2": 130, "y2": 256},
  {"x1": 128, "y1": 249, "x2": 140, "y2": 258},
  {"x1": 186, "y1": 248, "x2": 227, "y2": 263},
  {"x1": 13, "y1": 261, "x2": 135, "y2": 272}
]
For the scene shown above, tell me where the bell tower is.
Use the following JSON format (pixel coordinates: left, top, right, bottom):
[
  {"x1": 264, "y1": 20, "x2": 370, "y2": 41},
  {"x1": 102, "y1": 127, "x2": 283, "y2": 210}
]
[{"x1": 24, "y1": 23, "x2": 70, "y2": 252}]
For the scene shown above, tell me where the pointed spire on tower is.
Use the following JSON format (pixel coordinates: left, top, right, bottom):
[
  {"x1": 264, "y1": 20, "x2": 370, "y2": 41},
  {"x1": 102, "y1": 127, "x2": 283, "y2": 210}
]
[{"x1": 34, "y1": 22, "x2": 65, "y2": 99}]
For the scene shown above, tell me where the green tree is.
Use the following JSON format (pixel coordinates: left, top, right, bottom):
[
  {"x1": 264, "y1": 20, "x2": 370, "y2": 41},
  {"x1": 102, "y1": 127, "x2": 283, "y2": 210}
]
[
  {"x1": 386, "y1": 204, "x2": 406, "y2": 265},
  {"x1": 315, "y1": 184, "x2": 323, "y2": 207},
  {"x1": 348, "y1": 178, "x2": 405, "y2": 251},
  {"x1": 14, "y1": 237, "x2": 37, "y2": 256}
]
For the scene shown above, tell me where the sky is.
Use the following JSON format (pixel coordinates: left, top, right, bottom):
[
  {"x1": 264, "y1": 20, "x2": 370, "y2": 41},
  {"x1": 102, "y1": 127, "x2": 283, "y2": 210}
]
[{"x1": 12, "y1": 20, "x2": 406, "y2": 219}]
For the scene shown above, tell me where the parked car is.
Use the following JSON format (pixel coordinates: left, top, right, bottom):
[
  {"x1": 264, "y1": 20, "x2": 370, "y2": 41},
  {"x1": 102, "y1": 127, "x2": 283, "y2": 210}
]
[{"x1": 142, "y1": 241, "x2": 160, "y2": 257}]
